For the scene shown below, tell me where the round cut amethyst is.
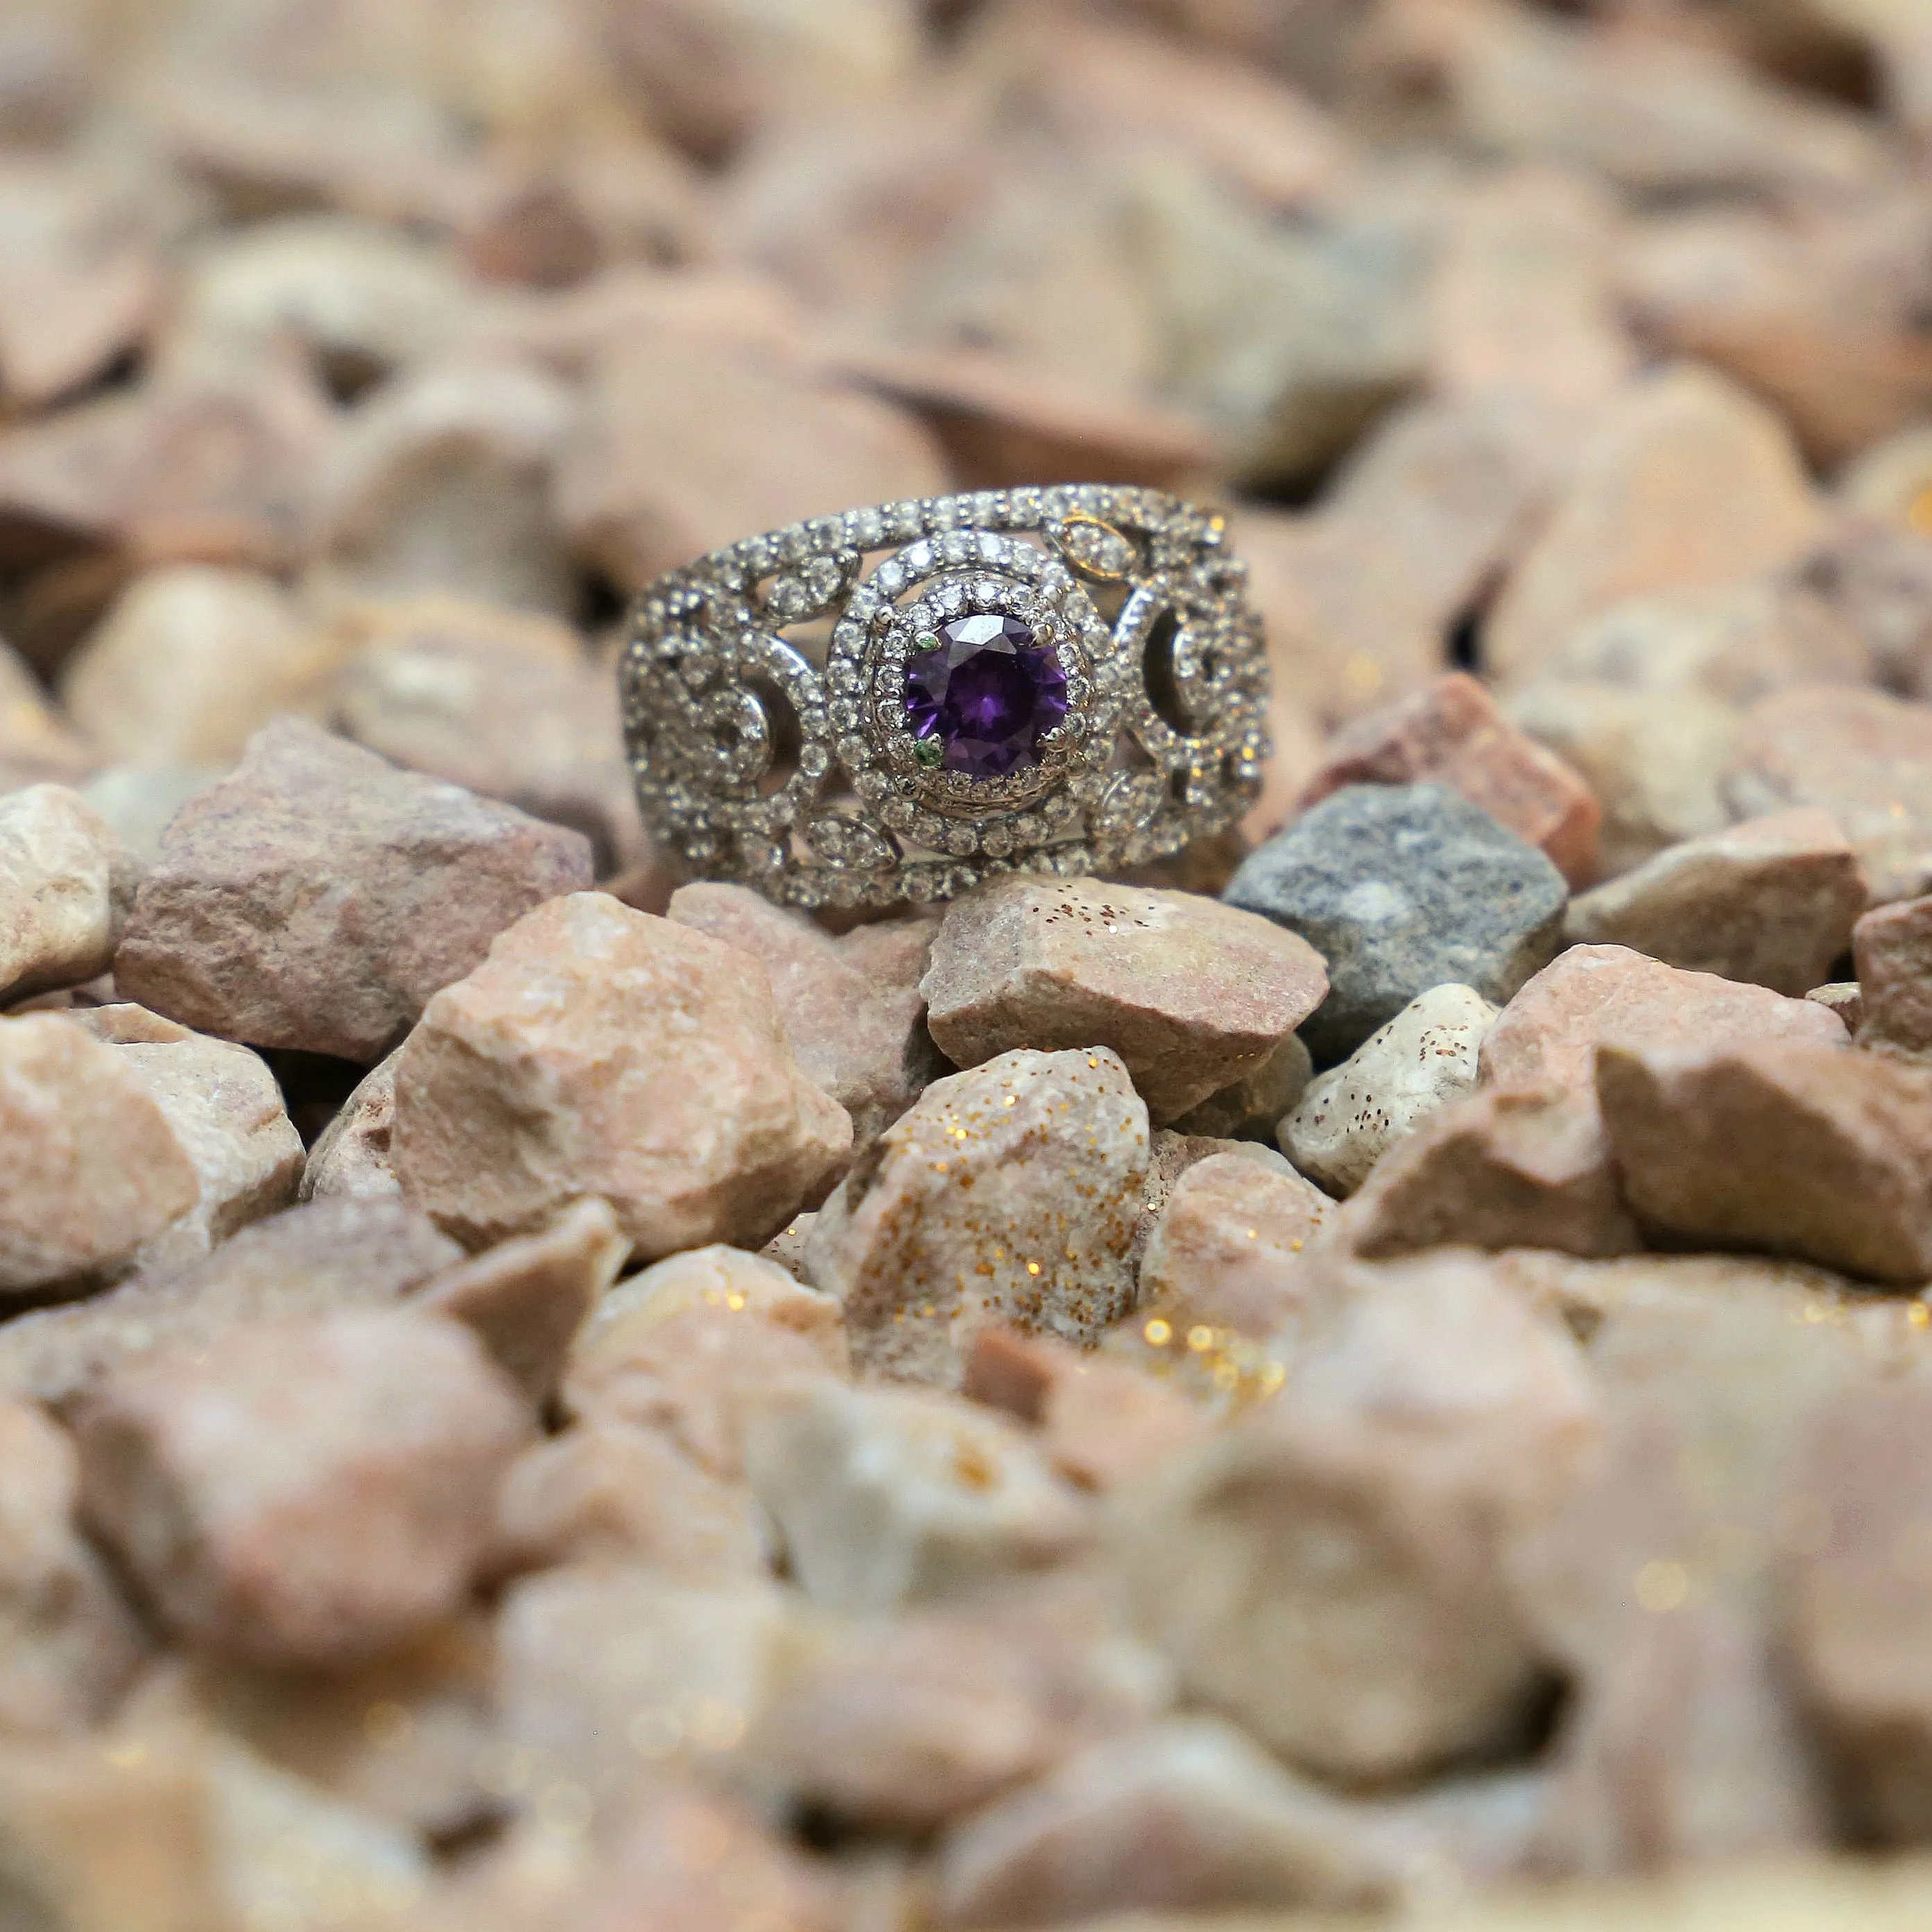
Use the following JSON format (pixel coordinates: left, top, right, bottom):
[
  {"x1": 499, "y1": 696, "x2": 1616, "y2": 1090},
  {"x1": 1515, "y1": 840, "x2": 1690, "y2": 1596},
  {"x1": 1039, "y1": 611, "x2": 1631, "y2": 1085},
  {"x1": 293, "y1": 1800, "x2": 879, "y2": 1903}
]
[{"x1": 904, "y1": 614, "x2": 1069, "y2": 777}]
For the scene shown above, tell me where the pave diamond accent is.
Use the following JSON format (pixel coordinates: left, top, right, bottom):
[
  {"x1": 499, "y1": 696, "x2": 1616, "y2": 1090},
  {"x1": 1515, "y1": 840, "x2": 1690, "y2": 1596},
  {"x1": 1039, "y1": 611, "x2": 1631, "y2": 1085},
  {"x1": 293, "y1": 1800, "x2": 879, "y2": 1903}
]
[
  {"x1": 904, "y1": 615, "x2": 1068, "y2": 777},
  {"x1": 620, "y1": 486, "x2": 1268, "y2": 908}
]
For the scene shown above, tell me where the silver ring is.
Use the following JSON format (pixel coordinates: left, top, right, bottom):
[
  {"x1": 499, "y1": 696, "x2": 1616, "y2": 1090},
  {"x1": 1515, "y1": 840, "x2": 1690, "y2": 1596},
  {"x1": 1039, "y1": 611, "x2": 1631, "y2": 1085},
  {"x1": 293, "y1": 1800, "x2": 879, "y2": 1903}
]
[{"x1": 619, "y1": 485, "x2": 1270, "y2": 909}]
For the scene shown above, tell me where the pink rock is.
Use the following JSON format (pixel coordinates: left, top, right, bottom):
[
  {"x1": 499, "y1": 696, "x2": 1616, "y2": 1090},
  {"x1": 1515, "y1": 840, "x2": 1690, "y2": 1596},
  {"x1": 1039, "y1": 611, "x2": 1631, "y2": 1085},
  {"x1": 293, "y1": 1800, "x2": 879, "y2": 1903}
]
[
  {"x1": 669, "y1": 881, "x2": 940, "y2": 1141},
  {"x1": 1854, "y1": 893, "x2": 1932, "y2": 1058},
  {"x1": 487, "y1": 1417, "x2": 766, "y2": 1583},
  {"x1": 1117, "y1": 1254, "x2": 1598, "y2": 1781},
  {"x1": 1339, "y1": 1085, "x2": 1641, "y2": 1263},
  {"x1": 299, "y1": 1053, "x2": 400, "y2": 1204},
  {"x1": 1596, "y1": 1035, "x2": 1932, "y2": 1286},
  {"x1": 1723, "y1": 684, "x2": 1932, "y2": 905},
  {"x1": 1564, "y1": 809, "x2": 1867, "y2": 998},
  {"x1": 0, "y1": 1014, "x2": 198, "y2": 1299},
  {"x1": 922, "y1": 877, "x2": 1328, "y2": 1125},
  {"x1": 334, "y1": 596, "x2": 648, "y2": 877},
  {"x1": 62, "y1": 565, "x2": 342, "y2": 768},
  {"x1": 0, "y1": 784, "x2": 139, "y2": 1006},
  {"x1": 962, "y1": 1327, "x2": 1211, "y2": 1493},
  {"x1": 0, "y1": 1198, "x2": 462, "y2": 1407},
  {"x1": 553, "y1": 331, "x2": 947, "y2": 594},
  {"x1": 1483, "y1": 365, "x2": 1823, "y2": 686},
  {"x1": 74, "y1": 1307, "x2": 531, "y2": 1666},
  {"x1": 1479, "y1": 944, "x2": 1847, "y2": 1105},
  {"x1": 745, "y1": 1576, "x2": 1170, "y2": 1833},
  {"x1": 392, "y1": 892, "x2": 851, "y2": 1255},
  {"x1": 1138, "y1": 1150, "x2": 1334, "y2": 1338},
  {"x1": 1297, "y1": 673, "x2": 1602, "y2": 888},
  {"x1": 0, "y1": 1399, "x2": 149, "y2": 1734},
  {"x1": 803, "y1": 1047, "x2": 1150, "y2": 1387},
  {"x1": 413, "y1": 1196, "x2": 630, "y2": 1404},
  {"x1": 562, "y1": 1244, "x2": 845, "y2": 1478},
  {"x1": 1782, "y1": 1369, "x2": 1932, "y2": 1843},
  {"x1": 114, "y1": 718, "x2": 594, "y2": 1062},
  {"x1": 1428, "y1": 165, "x2": 1634, "y2": 415},
  {"x1": 742, "y1": 1380, "x2": 1090, "y2": 1614}
]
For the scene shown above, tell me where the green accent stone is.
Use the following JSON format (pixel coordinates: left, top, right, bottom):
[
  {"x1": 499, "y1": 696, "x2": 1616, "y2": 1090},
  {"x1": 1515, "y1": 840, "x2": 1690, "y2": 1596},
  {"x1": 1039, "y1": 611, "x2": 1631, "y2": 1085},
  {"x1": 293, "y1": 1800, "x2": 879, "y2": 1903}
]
[{"x1": 913, "y1": 738, "x2": 944, "y2": 768}]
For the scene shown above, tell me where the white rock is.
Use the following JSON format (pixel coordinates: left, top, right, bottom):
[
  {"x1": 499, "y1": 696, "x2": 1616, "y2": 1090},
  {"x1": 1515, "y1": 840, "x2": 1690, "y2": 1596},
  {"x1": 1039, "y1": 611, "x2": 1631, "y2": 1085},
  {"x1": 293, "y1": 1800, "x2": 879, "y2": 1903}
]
[
  {"x1": 1282, "y1": 983, "x2": 1500, "y2": 1196},
  {"x1": 743, "y1": 1381, "x2": 1091, "y2": 1614}
]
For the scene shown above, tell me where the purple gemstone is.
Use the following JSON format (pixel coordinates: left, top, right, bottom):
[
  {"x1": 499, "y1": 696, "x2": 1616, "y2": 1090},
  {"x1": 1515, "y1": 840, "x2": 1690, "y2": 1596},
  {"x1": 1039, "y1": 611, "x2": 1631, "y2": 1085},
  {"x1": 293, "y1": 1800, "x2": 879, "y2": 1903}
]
[{"x1": 904, "y1": 614, "x2": 1069, "y2": 777}]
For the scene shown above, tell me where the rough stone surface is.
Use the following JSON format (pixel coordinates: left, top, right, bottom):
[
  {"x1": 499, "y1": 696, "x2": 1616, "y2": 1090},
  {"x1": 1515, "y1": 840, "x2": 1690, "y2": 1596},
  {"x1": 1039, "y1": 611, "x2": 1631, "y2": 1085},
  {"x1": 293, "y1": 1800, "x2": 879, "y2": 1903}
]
[
  {"x1": 803, "y1": 1046, "x2": 1150, "y2": 1387},
  {"x1": 413, "y1": 1196, "x2": 630, "y2": 1405},
  {"x1": 1482, "y1": 364, "x2": 1823, "y2": 684},
  {"x1": 0, "y1": 1013, "x2": 199, "y2": 1298},
  {"x1": 668, "y1": 881, "x2": 940, "y2": 1142},
  {"x1": 393, "y1": 892, "x2": 851, "y2": 1255},
  {"x1": 1596, "y1": 1035, "x2": 1932, "y2": 1286},
  {"x1": 1297, "y1": 673, "x2": 1602, "y2": 888},
  {"x1": 1479, "y1": 945, "x2": 1849, "y2": 1107},
  {"x1": 1339, "y1": 1086, "x2": 1641, "y2": 1263},
  {"x1": 1116, "y1": 1253, "x2": 1597, "y2": 1781},
  {"x1": 0, "y1": 1399, "x2": 150, "y2": 1736},
  {"x1": 922, "y1": 876, "x2": 1329, "y2": 1123},
  {"x1": 1564, "y1": 810, "x2": 1868, "y2": 997},
  {"x1": 0, "y1": 784, "x2": 139, "y2": 1006},
  {"x1": 1224, "y1": 783, "x2": 1568, "y2": 1064},
  {"x1": 1138, "y1": 1150, "x2": 1334, "y2": 1338},
  {"x1": 0, "y1": 1198, "x2": 462, "y2": 1406},
  {"x1": 1282, "y1": 983, "x2": 1499, "y2": 1198},
  {"x1": 74, "y1": 1308, "x2": 531, "y2": 1666},
  {"x1": 1723, "y1": 684, "x2": 1932, "y2": 905},
  {"x1": 64, "y1": 1006, "x2": 304, "y2": 1276},
  {"x1": 1852, "y1": 893, "x2": 1932, "y2": 1059},
  {"x1": 743, "y1": 1381, "x2": 1090, "y2": 1614},
  {"x1": 114, "y1": 718, "x2": 594, "y2": 1062}
]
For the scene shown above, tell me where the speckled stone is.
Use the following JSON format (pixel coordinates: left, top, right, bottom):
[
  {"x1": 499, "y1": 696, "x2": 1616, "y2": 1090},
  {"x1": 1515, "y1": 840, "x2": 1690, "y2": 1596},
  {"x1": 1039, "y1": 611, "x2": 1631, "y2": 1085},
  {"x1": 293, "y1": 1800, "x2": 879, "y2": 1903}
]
[
  {"x1": 1223, "y1": 784, "x2": 1568, "y2": 1064},
  {"x1": 1282, "y1": 983, "x2": 1499, "y2": 1197},
  {"x1": 804, "y1": 1046, "x2": 1150, "y2": 1388},
  {"x1": 922, "y1": 876, "x2": 1329, "y2": 1123}
]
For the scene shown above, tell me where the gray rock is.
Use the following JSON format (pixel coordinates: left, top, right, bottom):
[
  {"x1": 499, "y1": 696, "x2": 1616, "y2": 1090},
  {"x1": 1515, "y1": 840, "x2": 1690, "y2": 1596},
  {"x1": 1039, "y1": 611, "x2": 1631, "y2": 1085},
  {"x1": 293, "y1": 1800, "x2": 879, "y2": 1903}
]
[{"x1": 1223, "y1": 784, "x2": 1568, "y2": 1063}]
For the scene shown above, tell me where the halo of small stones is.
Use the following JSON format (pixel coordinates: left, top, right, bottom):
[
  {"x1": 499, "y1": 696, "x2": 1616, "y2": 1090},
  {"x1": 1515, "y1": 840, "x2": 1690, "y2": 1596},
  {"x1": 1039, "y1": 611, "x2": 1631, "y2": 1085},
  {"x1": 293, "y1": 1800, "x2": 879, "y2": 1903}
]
[{"x1": 621, "y1": 487, "x2": 1269, "y2": 909}]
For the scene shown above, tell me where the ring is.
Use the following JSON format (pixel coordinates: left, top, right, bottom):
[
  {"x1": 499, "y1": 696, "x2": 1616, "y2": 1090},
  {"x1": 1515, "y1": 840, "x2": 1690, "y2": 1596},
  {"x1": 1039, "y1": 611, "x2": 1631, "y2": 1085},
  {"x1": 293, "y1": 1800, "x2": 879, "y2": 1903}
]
[{"x1": 618, "y1": 485, "x2": 1270, "y2": 909}]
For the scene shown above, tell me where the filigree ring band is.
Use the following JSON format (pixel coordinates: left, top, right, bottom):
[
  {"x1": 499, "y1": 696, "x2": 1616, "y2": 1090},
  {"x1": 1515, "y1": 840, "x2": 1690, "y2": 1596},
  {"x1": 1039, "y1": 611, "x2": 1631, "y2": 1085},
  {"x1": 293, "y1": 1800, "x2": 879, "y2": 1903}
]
[{"x1": 619, "y1": 485, "x2": 1271, "y2": 910}]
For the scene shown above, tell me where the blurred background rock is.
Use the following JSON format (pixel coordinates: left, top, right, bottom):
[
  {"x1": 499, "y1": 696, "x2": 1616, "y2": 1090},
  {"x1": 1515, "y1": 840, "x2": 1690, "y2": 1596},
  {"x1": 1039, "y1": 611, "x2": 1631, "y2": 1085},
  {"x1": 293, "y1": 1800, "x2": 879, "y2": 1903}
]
[{"x1": 2, "y1": 0, "x2": 1929, "y2": 914}]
